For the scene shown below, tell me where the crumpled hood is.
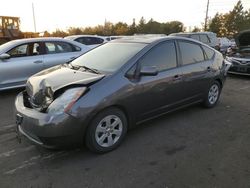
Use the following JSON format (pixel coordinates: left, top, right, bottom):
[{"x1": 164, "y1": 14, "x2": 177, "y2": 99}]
[
  {"x1": 26, "y1": 65, "x2": 105, "y2": 108},
  {"x1": 235, "y1": 30, "x2": 250, "y2": 47}
]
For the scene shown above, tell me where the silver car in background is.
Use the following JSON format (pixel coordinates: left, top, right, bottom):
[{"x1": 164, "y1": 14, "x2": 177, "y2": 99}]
[{"x1": 0, "y1": 37, "x2": 90, "y2": 90}]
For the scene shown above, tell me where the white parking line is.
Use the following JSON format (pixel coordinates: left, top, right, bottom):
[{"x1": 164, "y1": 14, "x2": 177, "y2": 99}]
[
  {"x1": 4, "y1": 155, "x2": 41, "y2": 175},
  {"x1": 239, "y1": 86, "x2": 250, "y2": 90},
  {"x1": 3, "y1": 151, "x2": 68, "y2": 175},
  {"x1": 0, "y1": 150, "x2": 15, "y2": 158},
  {"x1": 0, "y1": 124, "x2": 16, "y2": 132}
]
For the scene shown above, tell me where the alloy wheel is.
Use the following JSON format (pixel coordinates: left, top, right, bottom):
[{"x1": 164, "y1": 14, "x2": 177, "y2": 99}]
[
  {"x1": 95, "y1": 115, "x2": 123, "y2": 148},
  {"x1": 208, "y1": 84, "x2": 219, "y2": 105}
]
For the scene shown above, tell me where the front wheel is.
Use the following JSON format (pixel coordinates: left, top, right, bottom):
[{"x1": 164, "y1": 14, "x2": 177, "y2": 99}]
[
  {"x1": 203, "y1": 81, "x2": 221, "y2": 108},
  {"x1": 85, "y1": 108, "x2": 128, "y2": 153}
]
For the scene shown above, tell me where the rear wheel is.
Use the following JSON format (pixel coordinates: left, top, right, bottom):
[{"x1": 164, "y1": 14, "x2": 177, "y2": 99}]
[
  {"x1": 203, "y1": 81, "x2": 221, "y2": 108},
  {"x1": 85, "y1": 108, "x2": 127, "y2": 153}
]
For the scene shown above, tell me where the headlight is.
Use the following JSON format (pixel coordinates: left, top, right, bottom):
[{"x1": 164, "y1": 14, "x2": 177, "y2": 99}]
[{"x1": 47, "y1": 87, "x2": 87, "y2": 115}]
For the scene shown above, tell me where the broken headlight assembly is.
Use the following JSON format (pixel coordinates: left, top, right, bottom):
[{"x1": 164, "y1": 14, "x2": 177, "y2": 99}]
[{"x1": 46, "y1": 87, "x2": 87, "y2": 115}]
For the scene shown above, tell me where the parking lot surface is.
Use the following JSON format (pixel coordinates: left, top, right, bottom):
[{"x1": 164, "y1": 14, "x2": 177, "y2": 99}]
[{"x1": 0, "y1": 75, "x2": 250, "y2": 188}]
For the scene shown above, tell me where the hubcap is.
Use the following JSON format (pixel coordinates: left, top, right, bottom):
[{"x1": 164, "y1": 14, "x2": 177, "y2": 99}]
[
  {"x1": 208, "y1": 84, "x2": 219, "y2": 105},
  {"x1": 95, "y1": 115, "x2": 123, "y2": 147}
]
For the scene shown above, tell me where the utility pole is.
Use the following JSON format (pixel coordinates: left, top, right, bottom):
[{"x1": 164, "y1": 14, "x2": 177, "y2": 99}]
[
  {"x1": 204, "y1": 0, "x2": 210, "y2": 31},
  {"x1": 32, "y1": 2, "x2": 37, "y2": 33}
]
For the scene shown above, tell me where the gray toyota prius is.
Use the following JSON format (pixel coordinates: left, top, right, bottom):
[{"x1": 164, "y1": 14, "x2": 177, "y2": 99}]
[{"x1": 15, "y1": 36, "x2": 230, "y2": 153}]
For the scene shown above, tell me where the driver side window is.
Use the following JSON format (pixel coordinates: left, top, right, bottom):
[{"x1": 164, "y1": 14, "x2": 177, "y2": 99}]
[
  {"x1": 140, "y1": 41, "x2": 177, "y2": 72},
  {"x1": 7, "y1": 43, "x2": 41, "y2": 58},
  {"x1": 8, "y1": 44, "x2": 28, "y2": 58}
]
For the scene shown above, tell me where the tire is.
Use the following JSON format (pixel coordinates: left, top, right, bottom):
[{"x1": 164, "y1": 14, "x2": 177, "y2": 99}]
[
  {"x1": 85, "y1": 108, "x2": 128, "y2": 153},
  {"x1": 203, "y1": 81, "x2": 221, "y2": 108}
]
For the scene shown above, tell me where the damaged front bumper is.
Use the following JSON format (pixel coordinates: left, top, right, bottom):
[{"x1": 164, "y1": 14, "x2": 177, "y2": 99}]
[
  {"x1": 226, "y1": 57, "x2": 250, "y2": 76},
  {"x1": 15, "y1": 91, "x2": 85, "y2": 148}
]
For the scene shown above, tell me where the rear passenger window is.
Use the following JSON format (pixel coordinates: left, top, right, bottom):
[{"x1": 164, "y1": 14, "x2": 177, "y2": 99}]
[
  {"x1": 179, "y1": 41, "x2": 205, "y2": 65},
  {"x1": 202, "y1": 46, "x2": 215, "y2": 60},
  {"x1": 140, "y1": 41, "x2": 177, "y2": 71},
  {"x1": 45, "y1": 42, "x2": 74, "y2": 54}
]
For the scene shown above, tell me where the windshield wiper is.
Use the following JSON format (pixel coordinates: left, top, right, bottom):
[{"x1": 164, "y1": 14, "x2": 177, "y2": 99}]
[
  {"x1": 81, "y1": 65, "x2": 101, "y2": 74},
  {"x1": 69, "y1": 63, "x2": 101, "y2": 74},
  {"x1": 68, "y1": 63, "x2": 80, "y2": 70}
]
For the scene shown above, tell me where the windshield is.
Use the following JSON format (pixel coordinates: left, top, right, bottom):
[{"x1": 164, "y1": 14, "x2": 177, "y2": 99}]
[
  {"x1": 0, "y1": 40, "x2": 16, "y2": 53},
  {"x1": 71, "y1": 42, "x2": 146, "y2": 72}
]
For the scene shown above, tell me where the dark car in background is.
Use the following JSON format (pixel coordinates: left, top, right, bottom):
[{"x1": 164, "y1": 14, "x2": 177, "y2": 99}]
[
  {"x1": 15, "y1": 36, "x2": 230, "y2": 153},
  {"x1": 226, "y1": 30, "x2": 250, "y2": 75}
]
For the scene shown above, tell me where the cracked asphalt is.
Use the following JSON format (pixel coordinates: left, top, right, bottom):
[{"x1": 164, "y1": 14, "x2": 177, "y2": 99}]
[{"x1": 0, "y1": 75, "x2": 250, "y2": 188}]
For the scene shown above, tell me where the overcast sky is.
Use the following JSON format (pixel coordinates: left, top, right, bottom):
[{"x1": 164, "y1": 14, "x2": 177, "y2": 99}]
[{"x1": 1, "y1": 0, "x2": 250, "y2": 32}]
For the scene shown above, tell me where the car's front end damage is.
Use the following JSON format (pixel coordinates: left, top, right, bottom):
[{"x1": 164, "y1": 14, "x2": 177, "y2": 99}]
[
  {"x1": 14, "y1": 64, "x2": 104, "y2": 148},
  {"x1": 226, "y1": 30, "x2": 250, "y2": 76}
]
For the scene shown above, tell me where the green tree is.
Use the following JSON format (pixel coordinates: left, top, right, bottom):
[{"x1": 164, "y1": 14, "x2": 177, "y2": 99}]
[
  {"x1": 224, "y1": 0, "x2": 245, "y2": 36},
  {"x1": 137, "y1": 17, "x2": 146, "y2": 33},
  {"x1": 67, "y1": 27, "x2": 84, "y2": 35},
  {"x1": 51, "y1": 29, "x2": 67, "y2": 37},
  {"x1": 162, "y1": 21, "x2": 184, "y2": 35},
  {"x1": 114, "y1": 22, "x2": 129, "y2": 35},
  {"x1": 209, "y1": 13, "x2": 225, "y2": 36},
  {"x1": 192, "y1": 27, "x2": 201, "y2": 32},
  {"x1": 127, "y1": 18, "x2": 137, "y2": 35}
]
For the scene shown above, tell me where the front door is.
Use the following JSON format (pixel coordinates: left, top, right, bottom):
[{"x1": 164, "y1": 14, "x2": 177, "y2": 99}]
[{"x1": 130, "y1": 41, "x2": 185, "y2": 121}]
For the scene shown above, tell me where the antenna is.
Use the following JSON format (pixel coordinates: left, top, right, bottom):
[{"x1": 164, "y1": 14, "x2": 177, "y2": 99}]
[{"x1": 32, "y1": 2, "x2": 37, "y2": 32}]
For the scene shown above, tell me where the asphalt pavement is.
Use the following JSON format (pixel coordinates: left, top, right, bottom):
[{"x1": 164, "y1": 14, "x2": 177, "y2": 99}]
[{"x1": 0, "y1": 75, "x2": 250, "y2": 188}]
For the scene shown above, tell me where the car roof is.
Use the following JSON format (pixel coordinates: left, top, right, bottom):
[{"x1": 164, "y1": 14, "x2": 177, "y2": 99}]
[
  {"x1": 65, "y1": 35, "x2": 106, "y2": 40},
  {"x1": 171, "y1": 32, "x2": 216, "y2": 36},
  {"x1": 0, "y1": 37, "x2": 89, "y2": 54},
  {"x1": 109, "y1": 36, "x2": 207, "y2": 45}
]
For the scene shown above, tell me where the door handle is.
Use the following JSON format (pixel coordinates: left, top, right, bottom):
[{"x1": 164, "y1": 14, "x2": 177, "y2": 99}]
[
  {"x1": 33, "y1": 60, "x2": 43, "y2": 64},
  {"x1": 207, "y1": 66, "x2": 211, "y2": 72}
]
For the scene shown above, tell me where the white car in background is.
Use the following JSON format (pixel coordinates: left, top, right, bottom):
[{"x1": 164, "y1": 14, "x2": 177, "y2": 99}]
[
  {"x1": 0, "y1": 37, "x2": 90, "y2": 90},
  {"x1": 65, "y1": 35, "x2": 108, "y2": 48}
]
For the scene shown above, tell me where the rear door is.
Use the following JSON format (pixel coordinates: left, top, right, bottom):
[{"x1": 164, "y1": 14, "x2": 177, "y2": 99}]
[
  {"x1": 0, "y1": 42, "x2": 44, "y2": 89},
  {"x1": 43, "y1": 41, "x2": 82, "y2": 69},
  {"x1": 177, "y1": 40, "x2": 213, "y2": 101},
  {"x1": 130, "y1": 41, "x2": 185, "y2": 121}
]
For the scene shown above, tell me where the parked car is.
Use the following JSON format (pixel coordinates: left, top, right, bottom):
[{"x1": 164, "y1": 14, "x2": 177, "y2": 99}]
[
  {"x1": 65, "y1": 35, "x2": 108, "y2": 48},
  {"x1": 226, "y1": 30, "x2": 250, "y2": 75},
  {"x1": 0, "y1": 37, "x2": 90, "y2": 90},
  {"x1": 218, "y1": 37, "x2": 232, "y2": 54},
  {"x1": 15, "y1": 36, "x2": 230, "y2": 153},
  {"x1": 170, "y1": 32, "x2": 220, "y2": 50}
]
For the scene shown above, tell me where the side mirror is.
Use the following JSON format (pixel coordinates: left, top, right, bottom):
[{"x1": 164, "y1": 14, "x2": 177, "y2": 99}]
[
  {"x1": 140, "y1": 66, "x2": 158, "y2": 76},
  {"x1": 0, "y1": 53, "x2": 10, "y2": 60}
]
